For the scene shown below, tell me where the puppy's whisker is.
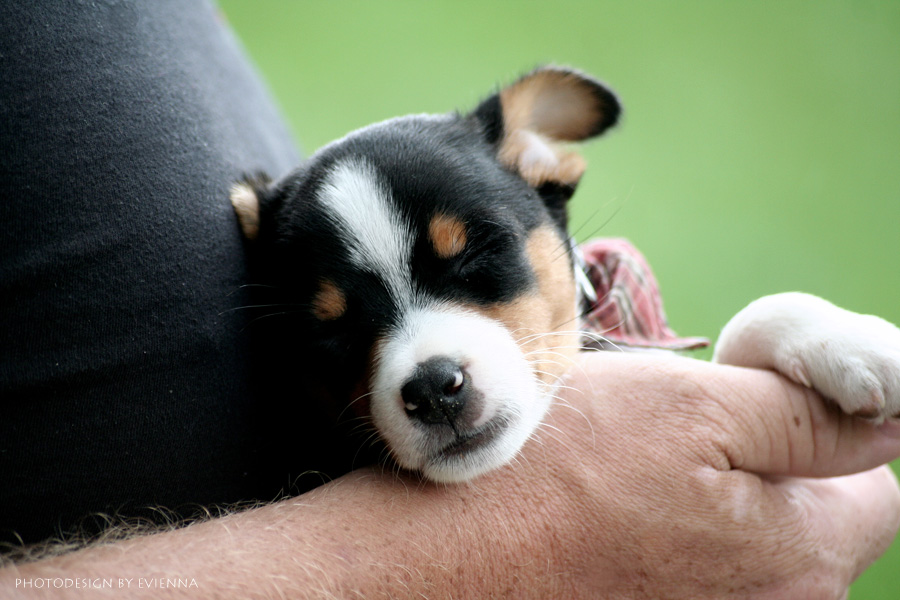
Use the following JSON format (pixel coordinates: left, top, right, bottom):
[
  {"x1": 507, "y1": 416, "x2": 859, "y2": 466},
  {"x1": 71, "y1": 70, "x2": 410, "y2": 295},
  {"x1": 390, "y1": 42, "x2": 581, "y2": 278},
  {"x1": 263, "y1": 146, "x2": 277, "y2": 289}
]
[
  {"x1": 534, "y1": 369, "x2": 560, "y2": 379},
  {"x1": 514, "y1": 329, "x2": 584, "y2": 347},
  {"x1": 568, "y1": 199, "x2": 618, "y2": 242},
  {"x1": 527, "y1": 351, "x2": 566, "y2": 366},
  {"x1": 516, "y1": 333, "x2": 585, "y2": 352},
  {"x1": 337, "y1": 390, "x2": 376, "y2": 422},
  {"x1": 225, "y1": 283, "x2": 281, "y2": 297},
  {"x1": 579, "y1": 330, "x2": 626, "y2": 352},
  {"x1": 553, "y1": 282, "x2": 622, "y2": 332},
  {"x1": 508, "y1": 327, "x2": 541, "y2": 341},
  {"x1": 241, "y1": 310, "x2": 300, "y2": 332},
  {"x1": 346, "y1": 416, "x2": 377, "y2": 435},
  {"x1": 583, "y1": 316, "x2": 630, "y2": 337},
  {"x1": 349, "y1": 426, "x2": 380, "y2": 450},
  {"x1": 515, "y1": 330, "x2": 571, "y2": 344},
  {"x1": 237, "y1": 283, "x2": 281, "y2": 290},
  {"x1": 565, "y1": 188, "x2": 633, "y2": 261},
  {"x1": 579, "y1": 201, "x2": 627, "y2": 244},
  {"x1": 550, "y1": 201, "x2": 626, "y2": 262},
  {"x1": 550, "y1": 402, "x2": 596, "y2": 441},
  {"x1": 547, "y1": 384, "x2": 580, "y2": 397},
  {"x1": 551, "y1": 307, "x2": 591, "y2": 333},
  {"x1": 353, "y1": 430, "x2": 388, "y2": 471},
  {"x1": 523, "y1": 331, "x2": 583, "y2": 354},
  {"x1": 217, "y1": 303, "x2": 299, "y2": 316},
  {"x1": 533, "y1": 422, "x2": 583, "y2": 458}
]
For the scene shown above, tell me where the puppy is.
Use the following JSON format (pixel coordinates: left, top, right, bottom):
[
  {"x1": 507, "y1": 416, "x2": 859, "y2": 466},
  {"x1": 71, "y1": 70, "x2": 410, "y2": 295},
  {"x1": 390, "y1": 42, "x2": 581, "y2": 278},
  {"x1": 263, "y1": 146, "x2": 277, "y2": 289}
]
[{"x1": 232, "y1": 66, "x2": 900, "y2": 482}]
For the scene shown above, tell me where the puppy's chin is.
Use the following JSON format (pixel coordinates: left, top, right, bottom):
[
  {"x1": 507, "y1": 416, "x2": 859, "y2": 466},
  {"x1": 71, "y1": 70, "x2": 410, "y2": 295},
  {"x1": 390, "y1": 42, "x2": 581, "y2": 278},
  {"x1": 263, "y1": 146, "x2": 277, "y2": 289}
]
[
  {"x1": 370, "y1": 304, "x2": 554, "y2": 482},
  {"x1": 416, "y1": 413, "x2": 539, "y2": 483}
]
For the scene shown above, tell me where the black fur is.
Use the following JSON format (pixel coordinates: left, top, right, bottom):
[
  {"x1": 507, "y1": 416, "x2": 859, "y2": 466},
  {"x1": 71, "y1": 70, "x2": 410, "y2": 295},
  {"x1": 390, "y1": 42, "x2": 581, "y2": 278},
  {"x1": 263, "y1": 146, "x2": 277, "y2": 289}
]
[{"x1": 239, "y1": 67, "x2": 621, "y2": 479}]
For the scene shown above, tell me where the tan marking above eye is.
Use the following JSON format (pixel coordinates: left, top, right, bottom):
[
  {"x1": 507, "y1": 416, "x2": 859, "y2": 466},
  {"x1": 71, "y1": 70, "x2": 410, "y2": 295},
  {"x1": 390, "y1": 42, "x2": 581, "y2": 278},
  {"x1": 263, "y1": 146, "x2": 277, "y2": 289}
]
[
  {"x1": 312, "y1": 280, "x2": 347, "y2": 321},
  {"x1": 429, "y1": 214, "x2": 467, "y2": 259}
]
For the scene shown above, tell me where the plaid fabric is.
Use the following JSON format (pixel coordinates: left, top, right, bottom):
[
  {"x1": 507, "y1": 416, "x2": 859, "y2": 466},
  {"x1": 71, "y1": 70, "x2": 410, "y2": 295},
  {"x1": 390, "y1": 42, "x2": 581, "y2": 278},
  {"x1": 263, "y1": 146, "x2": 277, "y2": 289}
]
[{"x1": 578, "y1": 238, "x2": 709, "y2": 351}]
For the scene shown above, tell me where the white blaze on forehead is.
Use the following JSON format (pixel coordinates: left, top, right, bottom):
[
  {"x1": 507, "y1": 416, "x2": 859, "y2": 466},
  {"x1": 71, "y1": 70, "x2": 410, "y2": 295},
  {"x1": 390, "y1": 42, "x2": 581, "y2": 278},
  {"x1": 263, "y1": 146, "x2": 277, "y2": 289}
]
[{"x1": 318, "y1": 158, "x2": 414, "y2": 299}]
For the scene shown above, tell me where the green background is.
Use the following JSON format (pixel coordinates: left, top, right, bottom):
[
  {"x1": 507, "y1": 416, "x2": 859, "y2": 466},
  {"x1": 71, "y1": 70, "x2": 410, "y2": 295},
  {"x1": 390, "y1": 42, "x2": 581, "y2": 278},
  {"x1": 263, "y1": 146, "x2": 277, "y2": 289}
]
[{"x1": 218, "y1": 1, "x2": 900, "y2": 596}]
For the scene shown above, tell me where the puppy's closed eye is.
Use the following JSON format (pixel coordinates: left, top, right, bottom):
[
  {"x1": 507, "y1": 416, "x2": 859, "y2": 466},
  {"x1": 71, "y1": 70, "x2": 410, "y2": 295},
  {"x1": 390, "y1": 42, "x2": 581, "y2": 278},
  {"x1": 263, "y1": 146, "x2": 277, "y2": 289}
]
[{"x1": 233, "y1": 66, "x2": 619, "y2": 482}]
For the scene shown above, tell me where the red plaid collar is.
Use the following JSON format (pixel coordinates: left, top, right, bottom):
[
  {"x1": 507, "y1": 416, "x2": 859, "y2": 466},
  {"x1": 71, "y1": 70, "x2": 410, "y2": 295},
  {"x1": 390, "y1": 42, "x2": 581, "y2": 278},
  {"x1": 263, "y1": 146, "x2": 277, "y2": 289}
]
[{"x1": 577, "y1": 238, "x2": 709, "y2": 351}]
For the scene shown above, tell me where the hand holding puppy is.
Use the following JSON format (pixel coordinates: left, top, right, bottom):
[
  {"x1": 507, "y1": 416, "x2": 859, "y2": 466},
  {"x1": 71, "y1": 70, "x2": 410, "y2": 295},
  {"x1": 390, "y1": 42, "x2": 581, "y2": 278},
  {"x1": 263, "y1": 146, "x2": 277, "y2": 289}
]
[{"x1": 488, "y1": 352, "x2": 900, "y2": 598}]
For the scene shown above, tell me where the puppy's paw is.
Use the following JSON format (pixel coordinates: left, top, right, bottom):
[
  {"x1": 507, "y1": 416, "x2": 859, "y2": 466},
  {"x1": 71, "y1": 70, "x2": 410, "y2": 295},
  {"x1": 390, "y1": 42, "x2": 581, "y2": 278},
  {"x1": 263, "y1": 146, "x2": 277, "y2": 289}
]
[
  {"x1": 716, "y1": 293, "x2": 900, "y2": 421},
  {"x1": 792, "y1": 316, "x2": 900, "y2": 421},
  {"x1": 774, "y1": 298, "x2": 900, "y2": 421}
]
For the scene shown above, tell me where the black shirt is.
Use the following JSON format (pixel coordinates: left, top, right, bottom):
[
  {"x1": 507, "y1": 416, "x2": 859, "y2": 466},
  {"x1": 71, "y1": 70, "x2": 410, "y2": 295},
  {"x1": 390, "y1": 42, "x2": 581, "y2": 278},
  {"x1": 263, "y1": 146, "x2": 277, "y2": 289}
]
[{"x1": 0, "y1": 0, "x2": 306, "y2": 546}]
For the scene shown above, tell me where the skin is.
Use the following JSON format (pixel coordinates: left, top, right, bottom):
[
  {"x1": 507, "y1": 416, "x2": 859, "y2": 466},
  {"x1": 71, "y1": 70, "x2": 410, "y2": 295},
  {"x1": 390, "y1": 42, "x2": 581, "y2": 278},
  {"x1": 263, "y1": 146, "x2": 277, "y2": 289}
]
[{"x1": 3, "y1": 351, "x2": 899, "y2": 599}]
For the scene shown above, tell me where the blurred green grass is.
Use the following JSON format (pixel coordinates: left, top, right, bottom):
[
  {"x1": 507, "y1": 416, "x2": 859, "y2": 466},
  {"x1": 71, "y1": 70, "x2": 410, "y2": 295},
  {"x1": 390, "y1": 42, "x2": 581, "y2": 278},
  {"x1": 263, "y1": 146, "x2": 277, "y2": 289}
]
[{"x1": 218, "y1": 1, "x2": 900, "y2": 596}]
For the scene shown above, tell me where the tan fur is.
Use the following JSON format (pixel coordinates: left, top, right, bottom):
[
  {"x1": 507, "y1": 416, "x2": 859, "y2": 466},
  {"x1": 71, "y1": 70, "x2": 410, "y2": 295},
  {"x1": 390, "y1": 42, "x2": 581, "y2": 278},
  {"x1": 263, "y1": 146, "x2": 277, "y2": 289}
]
[
  {"x1": 478, "y1": 224, "x2": 578, "y2": 385},
  {"x1": 499, "y1": 69, "x2": 604, "y2": 141},
  {"x1": 497, "y1": 70, "x2": 600, "y2": 187},
  {"x1": 428, "y1": 213, "x2": 468, "y2": 259},
  {"x1": 497, "y1": 130, "x2": 586, "y2": 188},
  {"x1": 230, "y1": 182, "x2": 260, "y2": 241},
  {"x1": 313, "y1": 280, "x2": 347, "y2": 321}
]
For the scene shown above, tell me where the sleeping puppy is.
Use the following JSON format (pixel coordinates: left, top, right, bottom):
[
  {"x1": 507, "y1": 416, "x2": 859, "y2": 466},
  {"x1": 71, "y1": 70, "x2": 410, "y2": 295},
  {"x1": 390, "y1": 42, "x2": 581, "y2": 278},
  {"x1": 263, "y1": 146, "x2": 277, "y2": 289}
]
[{"x1": 232, "y1": 66, "x2": 900, "y2": 482}]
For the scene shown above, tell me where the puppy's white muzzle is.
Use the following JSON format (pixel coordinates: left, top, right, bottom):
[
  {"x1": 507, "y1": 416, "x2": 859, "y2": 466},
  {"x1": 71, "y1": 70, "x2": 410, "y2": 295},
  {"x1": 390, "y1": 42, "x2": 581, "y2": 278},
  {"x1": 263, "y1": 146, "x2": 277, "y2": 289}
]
[{"x1": 371, "y1": 304, "x2": 549, "y2": 482}]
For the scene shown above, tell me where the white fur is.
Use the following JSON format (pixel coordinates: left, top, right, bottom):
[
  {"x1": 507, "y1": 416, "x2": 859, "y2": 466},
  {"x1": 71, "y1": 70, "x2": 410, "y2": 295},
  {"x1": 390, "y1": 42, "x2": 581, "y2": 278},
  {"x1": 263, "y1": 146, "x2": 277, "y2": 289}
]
[
  {"x1": 514, "y1": 130, "x2": 559, "y2": 171},
  {"x1": 318, "y1": 157, "x2": 555, "y2": 482},
  {"x1": 371, "y1": 304, "x2": 549, "y2": 482},
  {"x1": 318, "y1": 158, "x2": 414, "y2": 300},
  {"x1": 714, "y1": 292, "x2": 900, "y2": 420}
]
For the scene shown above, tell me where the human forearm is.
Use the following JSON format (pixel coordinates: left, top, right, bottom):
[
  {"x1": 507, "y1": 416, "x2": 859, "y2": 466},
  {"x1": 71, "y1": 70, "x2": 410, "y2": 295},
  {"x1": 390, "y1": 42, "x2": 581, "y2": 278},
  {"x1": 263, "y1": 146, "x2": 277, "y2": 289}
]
[
  {"x1": 4, "y1": 353, "x2": 900, "y2": 599},
  {"x1": 0, "y1": 468, "x2": 564, "y2": 599}
]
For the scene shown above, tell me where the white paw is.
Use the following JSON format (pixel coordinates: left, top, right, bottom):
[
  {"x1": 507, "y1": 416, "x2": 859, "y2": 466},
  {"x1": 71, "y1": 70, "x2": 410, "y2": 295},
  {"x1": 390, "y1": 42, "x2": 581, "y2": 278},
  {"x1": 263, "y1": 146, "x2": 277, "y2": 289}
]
[
  {"x1": 716, "y1": 293, "x2": 900, "y2": 421},
  {"x1": 784, "y1": 316, "x2": 900, "y2": 420}
]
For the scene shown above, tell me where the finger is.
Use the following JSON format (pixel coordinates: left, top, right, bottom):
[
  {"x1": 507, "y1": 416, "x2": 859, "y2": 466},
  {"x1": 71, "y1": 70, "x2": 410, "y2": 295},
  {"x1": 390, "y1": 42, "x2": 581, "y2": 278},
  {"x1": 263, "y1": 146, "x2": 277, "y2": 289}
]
[
  {"x1": 771, "y1": 466, "x2": 900, "y2": 583},
  {"x1": 566, "y1": 351, "x2": 900, "y2": 478},
  {"x1": 701, "y1": 360, "x2": 900, "y2": 477}
]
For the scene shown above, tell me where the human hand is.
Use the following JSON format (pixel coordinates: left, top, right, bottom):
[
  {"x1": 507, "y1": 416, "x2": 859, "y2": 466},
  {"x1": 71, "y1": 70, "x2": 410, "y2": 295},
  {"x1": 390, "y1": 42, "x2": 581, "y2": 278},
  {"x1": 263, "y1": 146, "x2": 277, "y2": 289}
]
[{"x1": 446, "y1": 351, "x2": 900, "y2": 599}]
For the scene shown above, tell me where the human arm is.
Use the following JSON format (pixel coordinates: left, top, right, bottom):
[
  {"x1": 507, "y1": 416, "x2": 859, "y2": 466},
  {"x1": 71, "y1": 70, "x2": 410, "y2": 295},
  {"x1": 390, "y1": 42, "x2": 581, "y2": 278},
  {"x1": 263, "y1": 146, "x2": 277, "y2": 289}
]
[{"x1": 3, "y1": 351, "x2": 899, "y2": 599}]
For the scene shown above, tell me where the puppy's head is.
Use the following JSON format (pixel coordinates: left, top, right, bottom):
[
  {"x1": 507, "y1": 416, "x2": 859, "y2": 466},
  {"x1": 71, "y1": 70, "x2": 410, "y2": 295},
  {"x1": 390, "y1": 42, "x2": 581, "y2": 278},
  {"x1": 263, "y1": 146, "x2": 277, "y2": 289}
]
[{"x1": 233, "y1": 67, "x2": 619, "y2": 482}]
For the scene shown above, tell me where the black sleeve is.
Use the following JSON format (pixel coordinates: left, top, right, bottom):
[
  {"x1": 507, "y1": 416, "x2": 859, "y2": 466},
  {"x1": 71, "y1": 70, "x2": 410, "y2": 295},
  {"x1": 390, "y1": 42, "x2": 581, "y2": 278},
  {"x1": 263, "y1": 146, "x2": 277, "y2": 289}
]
[{"x1": 0, "y1": 0, "x2": 303, "y2": 547}]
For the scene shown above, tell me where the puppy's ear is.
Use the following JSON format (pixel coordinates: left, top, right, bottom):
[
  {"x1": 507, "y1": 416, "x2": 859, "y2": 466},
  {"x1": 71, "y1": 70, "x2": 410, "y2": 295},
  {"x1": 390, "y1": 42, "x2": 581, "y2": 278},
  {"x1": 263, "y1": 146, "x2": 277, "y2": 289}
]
[
  {"x1": 230, "y1": 172, "x2": 273, "y2": 241},
  {"x1": 472, "y1": 66, "x2": 620, "y2": 190}
]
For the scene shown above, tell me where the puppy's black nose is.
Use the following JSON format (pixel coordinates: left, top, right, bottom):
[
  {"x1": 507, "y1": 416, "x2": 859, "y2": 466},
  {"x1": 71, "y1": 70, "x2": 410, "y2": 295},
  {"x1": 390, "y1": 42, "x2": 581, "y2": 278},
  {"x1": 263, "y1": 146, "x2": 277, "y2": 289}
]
[{"x1": 402, "y1": 357, "x2": 469, "y2": 425}]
